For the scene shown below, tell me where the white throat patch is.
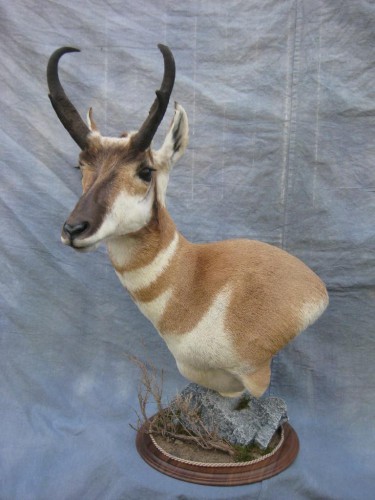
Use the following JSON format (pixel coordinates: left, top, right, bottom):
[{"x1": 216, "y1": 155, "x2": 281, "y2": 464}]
[{"x1": 116, "y1": 231, "x2": 179, "y2": 292}]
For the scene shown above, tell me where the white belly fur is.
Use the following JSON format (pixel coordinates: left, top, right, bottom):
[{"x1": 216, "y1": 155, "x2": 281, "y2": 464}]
[{"x1": 162, "y1": 286, "x2": 246, "y2": 394}]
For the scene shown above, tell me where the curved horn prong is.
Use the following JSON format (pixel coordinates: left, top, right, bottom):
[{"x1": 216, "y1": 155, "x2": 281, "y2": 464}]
[
  {"x1": 132, "y1": 44, "x2": 176, "y2": 152},
  {"x1": 47, "y1": 47, "x2": 90, "y2": 150}
]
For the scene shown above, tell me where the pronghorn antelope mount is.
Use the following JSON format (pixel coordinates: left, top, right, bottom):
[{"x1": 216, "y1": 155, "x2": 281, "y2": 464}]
[{"x1": 47, "y1": 44, "x2": 328, "y2": 399}]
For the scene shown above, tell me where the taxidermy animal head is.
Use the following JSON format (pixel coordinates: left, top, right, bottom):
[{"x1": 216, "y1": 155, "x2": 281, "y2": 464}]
[
  {"x1": 47, "y1": 45, "x2": 328, "y2": 399},
  {"x1": 47, "y1": 45, "x2": 188, "y2": 252}
]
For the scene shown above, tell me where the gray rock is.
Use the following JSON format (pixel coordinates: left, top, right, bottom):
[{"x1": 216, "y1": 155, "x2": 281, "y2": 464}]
[{"x1": 172, "y1": 383, "x2": 288, "y2": 449}]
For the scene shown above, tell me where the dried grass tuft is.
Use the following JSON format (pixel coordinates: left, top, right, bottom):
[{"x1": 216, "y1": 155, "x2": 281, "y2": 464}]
[{"x1": 130, "y1": 356, "x2": 235, "y2": 457}]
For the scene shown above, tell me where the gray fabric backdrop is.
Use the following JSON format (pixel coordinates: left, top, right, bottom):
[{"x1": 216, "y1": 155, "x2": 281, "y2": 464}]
[{"x1": 1, "y1": 0, "x2": 374, "y2": 498}]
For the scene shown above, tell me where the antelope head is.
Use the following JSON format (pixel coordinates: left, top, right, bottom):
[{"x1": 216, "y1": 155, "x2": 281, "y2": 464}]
[{"x1": 47, "y1": 45, "x2": 188, "y2": 252}]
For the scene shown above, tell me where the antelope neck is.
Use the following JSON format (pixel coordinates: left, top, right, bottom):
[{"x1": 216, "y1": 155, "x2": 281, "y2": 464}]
[{"x1": 106, "y1": 206, "x2": 180, "y2": 288}]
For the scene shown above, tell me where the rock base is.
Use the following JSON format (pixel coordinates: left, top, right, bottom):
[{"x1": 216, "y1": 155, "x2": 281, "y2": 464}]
[{"x1": 174, "y1": 383, "x2": 288, "y2": 449}]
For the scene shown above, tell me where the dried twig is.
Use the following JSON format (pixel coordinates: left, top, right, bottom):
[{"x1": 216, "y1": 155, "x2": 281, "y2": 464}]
[{"x1": 131, "y1": 356, "x2": 236, "y2": 458}]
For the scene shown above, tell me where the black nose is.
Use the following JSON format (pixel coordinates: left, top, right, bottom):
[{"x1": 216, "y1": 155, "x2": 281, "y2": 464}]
[{"x1": 63, "y1": 221, "x2": 89, "y2": 239}]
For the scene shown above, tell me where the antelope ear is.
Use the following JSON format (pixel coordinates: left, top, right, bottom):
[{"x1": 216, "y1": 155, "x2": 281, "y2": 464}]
[
  {"x1": 155, "y1": 102, "x2": 189, "y2": 169},
  {"x1": 153, "y1": 103, "x2": 189, "y2": 207},
  {"x1": 87, "y1": 107, "x2": 99, "y2": 132}
]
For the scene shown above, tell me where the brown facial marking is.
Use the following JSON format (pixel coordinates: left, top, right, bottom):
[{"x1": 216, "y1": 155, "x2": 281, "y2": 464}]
[{"x1": 66, "y1": 137, "x2": 153, "y2": 239}]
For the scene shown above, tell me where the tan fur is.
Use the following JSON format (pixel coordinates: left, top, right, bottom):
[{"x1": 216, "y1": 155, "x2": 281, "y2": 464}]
[{"x1": 111, "y1": 208, "x2": 328, "y2": 358}]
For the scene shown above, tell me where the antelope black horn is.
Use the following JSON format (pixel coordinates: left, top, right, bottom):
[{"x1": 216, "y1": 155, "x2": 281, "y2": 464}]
[
  {"x1": 47, "y1": 47, "x2": 90, "y2": 150},
  {"x1": 131, "y1": 44, "x2": 176, "y2": 152}
]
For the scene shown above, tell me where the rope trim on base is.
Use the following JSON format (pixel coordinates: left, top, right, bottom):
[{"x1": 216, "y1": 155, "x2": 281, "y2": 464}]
[{"x1": 150, "y1": 426, "x2": 285, "y2": 468}]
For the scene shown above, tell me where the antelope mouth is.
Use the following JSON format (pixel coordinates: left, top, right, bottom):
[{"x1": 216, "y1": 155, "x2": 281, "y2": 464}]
[
  {"x1": 72, "y1": 241, "x2": 99, "y2": 253},
  {"x1": 61, "y1": 234, "x2": 100, "y2": 252},
  {"x1": 61, "y1": 219, "x2": 103, "y2": 252}
]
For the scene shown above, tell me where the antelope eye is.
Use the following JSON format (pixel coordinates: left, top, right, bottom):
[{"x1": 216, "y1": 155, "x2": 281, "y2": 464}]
[{"x1": 138, "y1": 167, "x2": 154, "y2": 183}]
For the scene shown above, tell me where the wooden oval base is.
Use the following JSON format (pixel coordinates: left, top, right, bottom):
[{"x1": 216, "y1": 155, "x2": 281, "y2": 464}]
[{"x1": 136, "y1": 422, "x2": 299, "y2": 486}]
